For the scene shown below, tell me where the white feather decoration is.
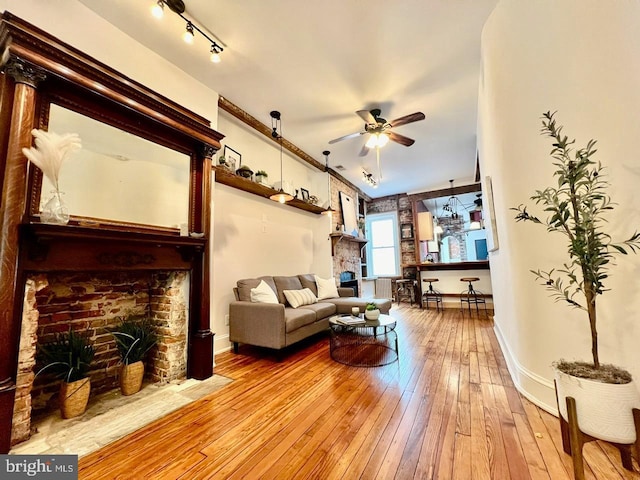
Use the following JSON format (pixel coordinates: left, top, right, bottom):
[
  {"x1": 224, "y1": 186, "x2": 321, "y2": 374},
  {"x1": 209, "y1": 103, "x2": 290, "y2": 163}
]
[{"x1": 22, "y1": 129, "x2": 82, "y2": 192}]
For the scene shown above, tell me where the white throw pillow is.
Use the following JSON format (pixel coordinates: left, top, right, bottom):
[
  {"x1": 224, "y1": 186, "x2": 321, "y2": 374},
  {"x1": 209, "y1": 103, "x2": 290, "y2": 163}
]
[
  {"x1": 315, "y1": 275, "x2": 339, "y2": 300},
  {"x1": 250, "y1": 280, "x2": 279, "y2": 304},
  {"x1": 283, "y1": 288, "x2": 318, "y2": 308}
]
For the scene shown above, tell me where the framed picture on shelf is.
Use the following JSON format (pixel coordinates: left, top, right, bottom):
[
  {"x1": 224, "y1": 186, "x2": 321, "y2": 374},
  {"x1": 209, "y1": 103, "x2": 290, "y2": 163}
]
[
  {"x1": 401, "y1": 224, "x2": 413, "y2": 239},
  {"x1": 224, "y1": 145, "x2": 242, "y2": 170},
  {"x1": 300, "y1": 188, "x2": 310, "y2": 202}
]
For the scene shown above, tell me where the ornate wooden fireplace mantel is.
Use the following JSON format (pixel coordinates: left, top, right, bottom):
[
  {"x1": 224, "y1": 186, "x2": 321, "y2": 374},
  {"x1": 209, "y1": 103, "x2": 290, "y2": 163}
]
[{"x1": 0, "y1": 12, "x2": 224, "y2": 452}]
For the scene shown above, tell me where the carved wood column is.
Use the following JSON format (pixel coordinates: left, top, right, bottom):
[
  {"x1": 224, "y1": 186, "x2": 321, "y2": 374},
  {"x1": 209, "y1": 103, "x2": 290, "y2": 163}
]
[
  {"x1": 0, "y1": 57, "x2": 46, "y2": 453},
  {"x1": 187, "y1": 145, "x2": 215, "y2": 379}
]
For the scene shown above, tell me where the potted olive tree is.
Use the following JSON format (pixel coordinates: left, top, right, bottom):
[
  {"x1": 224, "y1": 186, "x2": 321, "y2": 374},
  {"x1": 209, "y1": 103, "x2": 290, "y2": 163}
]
[
  {"x1": 111, "y1": 316, "x2": 158, "y2": 396},
  {"x1": 36, "y1": 328, "x2": 95, "y2": 419},
  {"x1": 513, "y1": 111, "x2": 640, "y2": 444}
]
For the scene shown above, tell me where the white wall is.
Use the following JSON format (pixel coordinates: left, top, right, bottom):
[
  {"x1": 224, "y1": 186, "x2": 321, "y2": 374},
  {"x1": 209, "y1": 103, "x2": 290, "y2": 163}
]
[
  {"x1": 479, "y1": 0, "x2": 640, "y2": 412},
  {"x1": 211, "y1": 112, "x2": 333, "y2": 353}
]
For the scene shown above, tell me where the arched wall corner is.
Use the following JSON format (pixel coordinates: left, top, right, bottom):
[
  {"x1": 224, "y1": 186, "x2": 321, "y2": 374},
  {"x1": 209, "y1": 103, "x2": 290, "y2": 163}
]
[{"x1": 478, "y1": 0, "x2": 640, "y2": 411}]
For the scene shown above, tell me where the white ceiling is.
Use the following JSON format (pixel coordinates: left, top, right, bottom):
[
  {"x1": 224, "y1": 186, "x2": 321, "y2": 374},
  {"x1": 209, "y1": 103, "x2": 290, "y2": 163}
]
[{"x1": 79, "y1": 0, "x2": 498, "y2": 198}]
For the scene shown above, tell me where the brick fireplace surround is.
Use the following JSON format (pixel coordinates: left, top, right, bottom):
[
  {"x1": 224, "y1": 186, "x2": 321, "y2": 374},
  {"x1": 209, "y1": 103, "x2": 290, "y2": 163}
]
[{"x1": 11, "y1": 271, "x2": 190, "y2": 445}]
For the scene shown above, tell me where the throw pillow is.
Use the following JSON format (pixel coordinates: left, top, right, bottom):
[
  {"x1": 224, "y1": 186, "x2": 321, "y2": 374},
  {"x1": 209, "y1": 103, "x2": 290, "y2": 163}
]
[
  {"x1": 250, "y1": 280, "x2": 279, "y2": 304},
  {"x1": 283, "y1": 288, "x2": 318, "y2": 308},
  {"x1": 315, "y1": 275, "x2": 339, "y2": 300}
]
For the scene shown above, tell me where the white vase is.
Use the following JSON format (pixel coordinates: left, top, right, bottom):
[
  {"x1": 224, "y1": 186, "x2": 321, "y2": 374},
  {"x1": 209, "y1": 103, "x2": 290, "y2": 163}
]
[
  {"x1": 364, "y1": 309, "x2": 380, "y2": 320},
  {"x1": 555, "y1": 368, "x2": 640, "y2": 443}
]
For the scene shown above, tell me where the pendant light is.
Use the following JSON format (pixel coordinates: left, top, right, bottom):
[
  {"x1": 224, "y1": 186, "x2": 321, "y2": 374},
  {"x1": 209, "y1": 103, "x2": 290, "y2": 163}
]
[
  {"x1": 269, "y1": 110, "x2": 293, "y2": 204},
  {"x1": 321, "y1": 150, "x2": 335, "y2": 216}
]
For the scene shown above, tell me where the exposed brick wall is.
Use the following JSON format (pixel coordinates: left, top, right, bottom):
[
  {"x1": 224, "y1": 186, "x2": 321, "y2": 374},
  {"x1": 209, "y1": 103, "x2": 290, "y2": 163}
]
[
  {"x1": 367, "y1": 195, "x2": 398, "y2": 214},
  {"x1": 330, "y1": 175, "x2": 364, "y2": 291},
  {"x1": 11, "y1": 271, "x2": 188, "y2": 446}
]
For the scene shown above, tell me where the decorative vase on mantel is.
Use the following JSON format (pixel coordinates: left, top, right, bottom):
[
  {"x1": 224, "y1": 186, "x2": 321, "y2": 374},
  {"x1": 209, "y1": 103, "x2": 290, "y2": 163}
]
[{"x1": 41, "y1": 190, "x2": 69, "y2": 225}]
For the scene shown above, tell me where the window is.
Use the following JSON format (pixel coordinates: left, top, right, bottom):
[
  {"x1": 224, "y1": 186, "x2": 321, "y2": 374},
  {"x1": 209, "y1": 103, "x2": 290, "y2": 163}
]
[{"x1": 366, "y1": 212, "x2": 400, "y2": 277}]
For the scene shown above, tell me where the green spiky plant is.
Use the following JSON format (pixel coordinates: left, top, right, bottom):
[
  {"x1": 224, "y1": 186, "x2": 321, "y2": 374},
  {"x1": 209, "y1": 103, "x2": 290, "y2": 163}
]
[
  {"x1": 365, "y1": 302, "x2": 378, "y2": 311},
  {"x1": 111, "y1": 316, "x2": 158, "y2": 365},
  {"x1": 36, "y1": 328, "x2": 95, "y2": 383},
  {"x1": 512, "y1": 111, "x2": 640, "y2": 379}
]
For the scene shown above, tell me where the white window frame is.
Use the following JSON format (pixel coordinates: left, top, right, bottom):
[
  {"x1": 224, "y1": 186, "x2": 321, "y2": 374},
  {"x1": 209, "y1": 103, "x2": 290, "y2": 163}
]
[{"x1": 365, "y1": 212, "x2": 400, "y2": 277}]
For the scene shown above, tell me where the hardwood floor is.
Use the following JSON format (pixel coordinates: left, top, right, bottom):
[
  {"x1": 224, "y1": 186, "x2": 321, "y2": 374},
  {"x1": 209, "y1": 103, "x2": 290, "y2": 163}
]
[{"x1": 79, "y1": 306, "x2": 639, "y2": 479}]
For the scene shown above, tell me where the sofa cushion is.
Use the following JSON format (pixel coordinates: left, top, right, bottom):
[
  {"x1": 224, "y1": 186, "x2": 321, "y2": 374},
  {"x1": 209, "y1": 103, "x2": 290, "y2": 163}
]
[
  {"x1": 283, "y1": 288, "x2": 317, "y2": 308},
  {"x1": 273, "y1": 276, "x2": 303, "y2": 304},
  {"x1": 250, "y1": 280, "x2": 279, "y2": 304},
  {"x1": 298, "y1": 302, "x2": 337, "y2": 320},
  {"x1": 237, "y1": 276, "x2": 276, "y2": 302},
  {"x1": 315, "y1": 275, "x2": 339, "y2": 300},
  {"x1": 284, "y1": 307, "x2": 317, "y2": 333},
  {"x1": 298, "y1": 274, "x2": 318, "y2": 297}
]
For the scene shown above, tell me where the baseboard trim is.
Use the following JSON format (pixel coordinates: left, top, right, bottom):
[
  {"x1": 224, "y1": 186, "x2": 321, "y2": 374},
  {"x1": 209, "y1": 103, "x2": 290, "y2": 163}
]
[{"x1": 493, "y1": 318, "x2": 558, "y2": 416}]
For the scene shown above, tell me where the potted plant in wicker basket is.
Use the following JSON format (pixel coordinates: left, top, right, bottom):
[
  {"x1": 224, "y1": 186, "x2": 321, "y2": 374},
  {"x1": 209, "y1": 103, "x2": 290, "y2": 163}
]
[
  {"x1": 513, "y1": 111, "x2": 640, "y2": 447},
  {"x1": 111, "y1": 316, "x2": 158, "y2": 396},
  {"x1": 36, "y1": 328, "x2": 95, "y2": 419}
]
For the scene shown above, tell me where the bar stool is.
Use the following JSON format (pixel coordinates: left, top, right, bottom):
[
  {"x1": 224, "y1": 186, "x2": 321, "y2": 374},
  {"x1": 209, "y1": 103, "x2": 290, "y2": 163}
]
[
  {"x1": 460, "y1": 277, "x2": 487, "y2": 316},
  {"x1": 395, "y1": 279, "x2": 417, "y2": 306},
  {"x1": 422, "y1": 278, "x2": 443, "y2": 311}
]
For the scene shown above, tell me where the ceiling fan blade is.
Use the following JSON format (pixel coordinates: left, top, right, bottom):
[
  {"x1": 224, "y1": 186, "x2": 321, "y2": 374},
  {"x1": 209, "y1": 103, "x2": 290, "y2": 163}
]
[
  {"x1": 356, "y1": 110, "x2": 377, "y2": 125},
  {"x1": 388, "y1": 112, "x2": 425, "y2": 128},
  {"x1": 389, "y1": 131, "x2": 415, "y2": 147},
  {"x1": 328, "y1": 131, "x2": 364, "y2": 144},
  {"x1": 359, "y1": 144, "x2": 371, "y2": 157}
]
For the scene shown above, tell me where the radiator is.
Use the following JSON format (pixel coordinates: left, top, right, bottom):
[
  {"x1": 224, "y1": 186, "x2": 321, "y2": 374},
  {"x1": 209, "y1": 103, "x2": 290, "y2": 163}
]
[{"x1": 374, "y1": 278, "x2": 393, "y2": 300}]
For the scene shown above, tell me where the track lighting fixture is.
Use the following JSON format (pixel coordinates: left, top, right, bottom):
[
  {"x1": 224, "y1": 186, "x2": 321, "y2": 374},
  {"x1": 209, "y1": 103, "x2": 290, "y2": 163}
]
[
  {"x1": 151, "y1": 0, "x2": 225, "y2": 63},
  {"x1": 362, "y1": 170, "x2": 378, "y2": 188},
  {"x1": 182, "y1": 22, "x2": 195, "y2": 44},
  {"x1": 269, "y1": 111, "x2": 294, "y2": 204}
]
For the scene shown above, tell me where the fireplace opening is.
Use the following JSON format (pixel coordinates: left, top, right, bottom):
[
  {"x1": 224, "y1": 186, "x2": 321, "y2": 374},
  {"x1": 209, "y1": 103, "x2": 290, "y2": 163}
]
[
  {"x1": 11, "y1": 270, "x2": 190, "y2": 446},
  {"x1": 340, "y1": 271, "x2": 359, "y2": 297}
]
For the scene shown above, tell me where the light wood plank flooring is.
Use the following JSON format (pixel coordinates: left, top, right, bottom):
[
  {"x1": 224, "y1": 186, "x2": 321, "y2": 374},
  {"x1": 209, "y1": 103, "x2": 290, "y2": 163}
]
[{"x1": 79, "y1": 306, "x2": 639, "y2": 479}]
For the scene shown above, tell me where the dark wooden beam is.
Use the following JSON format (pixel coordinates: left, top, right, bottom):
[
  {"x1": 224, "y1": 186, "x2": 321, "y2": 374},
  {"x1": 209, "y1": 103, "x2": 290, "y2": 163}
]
[
  {"x1": 408, "y1": 182, "x2": 482, "y2": 203},
  {"x1": 219, "y1": 96, "x2": 324, "y2": 171}
]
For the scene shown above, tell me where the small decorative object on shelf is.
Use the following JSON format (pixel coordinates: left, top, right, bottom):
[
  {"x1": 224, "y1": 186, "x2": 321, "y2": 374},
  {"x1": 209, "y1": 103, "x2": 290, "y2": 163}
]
[
  {"x1": 308, "y1": 195, "x2": 319, "y2": 206},
  {"x1": 300, "y1": 188, "x2": 310, "y2": 202},
  {"x1": 255, "y1": 170, "x2": 268, "y2": 185},
  {"x1": 22, "y1": 128, "x2": 82, "y2": 225},
  {"x1": 236, "y1": 165, "x2": 253, "y2": 179}
]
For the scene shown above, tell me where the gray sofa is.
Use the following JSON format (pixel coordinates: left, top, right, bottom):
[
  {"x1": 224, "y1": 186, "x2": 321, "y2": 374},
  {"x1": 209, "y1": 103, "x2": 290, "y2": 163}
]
[{"x1": 229, "y1": 274, "x2": 392, "y2": 353}]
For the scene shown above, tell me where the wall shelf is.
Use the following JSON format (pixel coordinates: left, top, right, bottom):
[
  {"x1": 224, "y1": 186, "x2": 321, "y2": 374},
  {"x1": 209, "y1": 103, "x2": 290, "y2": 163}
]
[
  {"x1": 329, "y1": 232, "x2": 367, "y2": 256},
  {"x1": 213, "y1": 166, "x2": 326, "y2": 215}
]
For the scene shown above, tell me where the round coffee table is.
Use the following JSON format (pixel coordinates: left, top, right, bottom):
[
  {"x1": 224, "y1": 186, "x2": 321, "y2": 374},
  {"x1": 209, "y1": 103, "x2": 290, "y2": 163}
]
[{"x1": 328, "y1": 314, "x2": 399, "y2": 367}]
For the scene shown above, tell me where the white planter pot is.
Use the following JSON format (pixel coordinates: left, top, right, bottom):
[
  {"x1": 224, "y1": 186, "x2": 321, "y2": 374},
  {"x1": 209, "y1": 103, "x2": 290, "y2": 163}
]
[
  {"x1": 555, "y1": 368, "x2": 640, "y2": 444},
  {"x1": 364, "y1": 309, "x2": 380, "y2": 320}
]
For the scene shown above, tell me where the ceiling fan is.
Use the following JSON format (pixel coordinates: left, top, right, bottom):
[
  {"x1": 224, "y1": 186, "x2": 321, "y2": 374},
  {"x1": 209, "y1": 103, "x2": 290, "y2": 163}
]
[{"x1": 329, "y1": 108, "x2": 425, "y2": 157}]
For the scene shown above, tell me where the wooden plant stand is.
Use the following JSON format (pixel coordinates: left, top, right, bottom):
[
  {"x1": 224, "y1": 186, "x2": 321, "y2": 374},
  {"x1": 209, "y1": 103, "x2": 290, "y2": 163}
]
[{"x1": 554, "y1": 381, "x2": 640, "y2": 479}]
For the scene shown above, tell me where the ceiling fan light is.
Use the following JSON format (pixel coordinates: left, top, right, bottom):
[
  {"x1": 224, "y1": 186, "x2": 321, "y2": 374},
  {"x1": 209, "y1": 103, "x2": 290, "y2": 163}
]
[
  {"x1": 377, "y1": 133, "x2": 389, "y2": 147},
  {"x1": 365, "y1": 135, "x2": 378, "y2": 149}
]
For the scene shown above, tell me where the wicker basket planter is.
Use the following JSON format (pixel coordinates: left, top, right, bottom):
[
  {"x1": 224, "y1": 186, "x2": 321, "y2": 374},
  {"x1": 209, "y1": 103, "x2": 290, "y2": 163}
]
[
  {"x1": 59, "y1": 378, "x2": 91, "y2": 419},
  {"x1": 120, "y1": 361, "x2": 145, "y2": 396}
]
